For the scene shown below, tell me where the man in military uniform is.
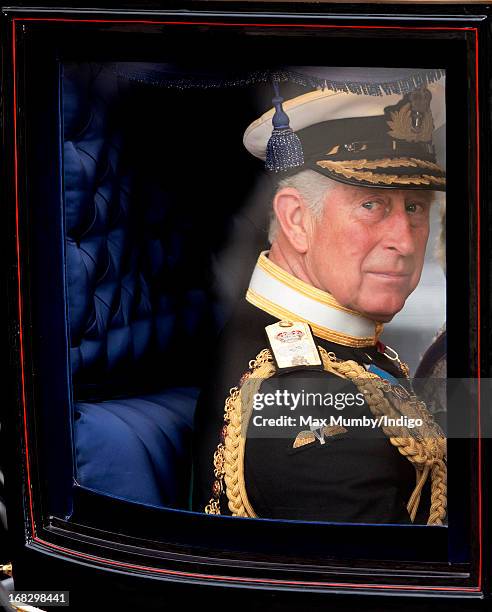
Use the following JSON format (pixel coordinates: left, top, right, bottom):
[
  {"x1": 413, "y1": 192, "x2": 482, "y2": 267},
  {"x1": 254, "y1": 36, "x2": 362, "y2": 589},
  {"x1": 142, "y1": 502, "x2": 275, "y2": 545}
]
[{"x1": 192, "y1": 76, "x2": 447, "y2": 525}]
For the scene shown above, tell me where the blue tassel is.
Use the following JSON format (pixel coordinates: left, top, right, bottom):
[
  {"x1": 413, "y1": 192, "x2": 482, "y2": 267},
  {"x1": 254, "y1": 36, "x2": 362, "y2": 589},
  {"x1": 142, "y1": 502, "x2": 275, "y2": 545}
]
[{"x1": 265, "y1": 81, "x2": 304, "y2": 172}]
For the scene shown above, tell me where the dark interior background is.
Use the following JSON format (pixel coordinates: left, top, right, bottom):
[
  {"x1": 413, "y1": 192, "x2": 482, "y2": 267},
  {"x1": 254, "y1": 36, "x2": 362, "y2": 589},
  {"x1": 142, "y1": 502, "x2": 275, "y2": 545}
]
[{"x1": 63, "y1": 62, "x2": 319, "y2": 403}]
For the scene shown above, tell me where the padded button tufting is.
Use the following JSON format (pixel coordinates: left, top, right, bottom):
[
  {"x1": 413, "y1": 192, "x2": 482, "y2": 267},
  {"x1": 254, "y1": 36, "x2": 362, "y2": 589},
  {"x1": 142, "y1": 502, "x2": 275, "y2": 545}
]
[{"x1": 64, "y1": 64, "x2": 223, "y2": 509}]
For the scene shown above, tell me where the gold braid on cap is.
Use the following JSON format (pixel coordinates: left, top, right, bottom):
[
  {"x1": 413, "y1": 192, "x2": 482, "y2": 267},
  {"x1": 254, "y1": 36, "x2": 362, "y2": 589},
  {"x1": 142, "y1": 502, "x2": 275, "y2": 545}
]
[
  {"x1": 205, "y1": 347, "x2": 447, "y2": 525},
  {"x1": 316, "y1": 158, "x2": 446, "y2": 187}
]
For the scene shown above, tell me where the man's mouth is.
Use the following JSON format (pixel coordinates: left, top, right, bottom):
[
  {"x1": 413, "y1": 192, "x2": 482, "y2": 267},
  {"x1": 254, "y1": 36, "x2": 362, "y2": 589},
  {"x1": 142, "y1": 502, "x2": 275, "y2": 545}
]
[{"x1": 366, "y1": 272, "x2": 410, "y2": 281}]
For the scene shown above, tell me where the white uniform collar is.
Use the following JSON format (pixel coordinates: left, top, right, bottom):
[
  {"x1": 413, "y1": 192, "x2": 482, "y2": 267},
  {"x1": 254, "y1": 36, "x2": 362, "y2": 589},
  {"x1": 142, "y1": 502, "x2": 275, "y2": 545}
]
[{"x1": 246, "y1": 251, "x2": 383, "y2": 348}]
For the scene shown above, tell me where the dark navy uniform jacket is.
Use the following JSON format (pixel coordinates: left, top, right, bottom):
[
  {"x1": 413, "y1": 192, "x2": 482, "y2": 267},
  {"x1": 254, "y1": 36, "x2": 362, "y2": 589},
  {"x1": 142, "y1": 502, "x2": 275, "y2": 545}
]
[{"x1": 192, "y1": 298, "x2": 431, "y2": 524}]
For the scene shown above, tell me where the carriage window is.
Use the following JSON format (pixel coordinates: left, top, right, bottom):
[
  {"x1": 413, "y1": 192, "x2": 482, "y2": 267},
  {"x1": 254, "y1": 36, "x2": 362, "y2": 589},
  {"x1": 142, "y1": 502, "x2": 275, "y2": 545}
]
[{"x1": 64, "y1": 63, "x2": 447, "y2": 526}]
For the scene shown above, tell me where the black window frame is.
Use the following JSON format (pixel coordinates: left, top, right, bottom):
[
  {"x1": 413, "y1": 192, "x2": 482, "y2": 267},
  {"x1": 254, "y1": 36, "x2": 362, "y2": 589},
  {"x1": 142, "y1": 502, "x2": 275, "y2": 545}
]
[{"x1": 2, "y1": 5, "x2": 489, "y2": 599}]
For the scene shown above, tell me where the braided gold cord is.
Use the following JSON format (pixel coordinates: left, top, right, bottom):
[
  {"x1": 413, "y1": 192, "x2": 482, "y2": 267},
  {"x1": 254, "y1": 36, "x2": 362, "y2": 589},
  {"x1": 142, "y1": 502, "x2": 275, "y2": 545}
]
[
  {"x1": 206, "y1": 346, "x2": 447, "y2": 526},
  {"x1": 429, "y1": 459, "x2": 447, "y2": 525},
  {"x1": 205, "y1": 350, "x2": 276, "y2": 516},
  {"x1": 319, "y1": 349, "x2": 447, "y2": 525},
  {"x1": 224, "y1": 356, "x2": 276, "y2": 517}
]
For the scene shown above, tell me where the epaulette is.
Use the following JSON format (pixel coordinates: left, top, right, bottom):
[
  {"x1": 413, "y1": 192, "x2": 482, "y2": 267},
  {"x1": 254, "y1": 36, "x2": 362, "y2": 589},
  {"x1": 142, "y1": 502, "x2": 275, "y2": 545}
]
[
  {"x1": 265, "y1": 320, "x2": 324, "y2": 374},
  {"x1": 265, "y1": 320, "x2": 346, "y2": 380}
]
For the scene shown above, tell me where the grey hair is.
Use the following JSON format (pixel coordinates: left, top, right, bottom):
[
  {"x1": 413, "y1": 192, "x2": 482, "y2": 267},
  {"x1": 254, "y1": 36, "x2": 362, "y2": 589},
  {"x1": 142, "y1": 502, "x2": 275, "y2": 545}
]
[{"x1": 268, "y1": 170, "x2": 338, "y2": 243}]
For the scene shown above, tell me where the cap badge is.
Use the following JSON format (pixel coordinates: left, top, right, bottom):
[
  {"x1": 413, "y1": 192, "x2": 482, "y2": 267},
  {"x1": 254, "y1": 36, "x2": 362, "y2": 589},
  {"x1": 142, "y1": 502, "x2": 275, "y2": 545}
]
[{"x1": 385, "y1": 87, "x2": 434, "y2": 143}]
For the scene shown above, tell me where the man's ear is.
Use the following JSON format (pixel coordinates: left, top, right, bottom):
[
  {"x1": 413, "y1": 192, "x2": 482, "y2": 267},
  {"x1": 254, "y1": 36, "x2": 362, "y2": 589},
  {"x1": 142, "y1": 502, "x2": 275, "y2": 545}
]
[{"x1": 272, "y1": 187, "x2": 313, "y2": 254}]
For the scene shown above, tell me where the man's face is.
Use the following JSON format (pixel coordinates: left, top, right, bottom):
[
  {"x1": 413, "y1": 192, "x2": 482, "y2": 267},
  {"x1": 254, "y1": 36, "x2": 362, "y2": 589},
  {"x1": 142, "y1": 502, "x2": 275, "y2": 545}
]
[{"x1": 305, "y1": 182, "x2": 433, "y2": 322}]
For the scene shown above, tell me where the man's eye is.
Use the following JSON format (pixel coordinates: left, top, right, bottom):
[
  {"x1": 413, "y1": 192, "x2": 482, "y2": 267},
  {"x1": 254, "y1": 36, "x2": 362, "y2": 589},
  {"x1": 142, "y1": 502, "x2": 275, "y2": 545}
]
[
  {"x1": 406, "y1": 202, "x2": 424, "y2": 214},
  {"x1": 361, "y1": 201, "x2": 380, "y2": 211}
]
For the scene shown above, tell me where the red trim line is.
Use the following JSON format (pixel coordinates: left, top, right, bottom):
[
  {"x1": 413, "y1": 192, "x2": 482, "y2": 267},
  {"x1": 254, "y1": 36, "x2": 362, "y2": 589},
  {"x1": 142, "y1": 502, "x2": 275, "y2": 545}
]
[
  {"x1": 12, "y1": 17, "x2": 477, "y2": 31},
  {"x1": 12, "y1": 16, "x2": 482, "y2": 592},
  {"x1": 474, "y1": 27, "x2": 483, "y2": 592},
  {"x1": 12, "y1": 19, "x2": 37, "y2": 540},
  {"x1": 32, "y1": 536, "x2": 481, "y2": 593}
]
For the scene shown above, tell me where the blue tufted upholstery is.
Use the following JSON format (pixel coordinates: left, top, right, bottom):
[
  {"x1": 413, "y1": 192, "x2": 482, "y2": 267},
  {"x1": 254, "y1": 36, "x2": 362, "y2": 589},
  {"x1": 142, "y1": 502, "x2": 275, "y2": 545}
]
[
  {"x1": 74, "y1": 388, "x2": 198, "y2": 507},
  {"x1": 64, "y1": 65, "x2": 138, "y2": 386},
  {"x1": 63, "y1": 64, "x2": 222, "y2": 508}
]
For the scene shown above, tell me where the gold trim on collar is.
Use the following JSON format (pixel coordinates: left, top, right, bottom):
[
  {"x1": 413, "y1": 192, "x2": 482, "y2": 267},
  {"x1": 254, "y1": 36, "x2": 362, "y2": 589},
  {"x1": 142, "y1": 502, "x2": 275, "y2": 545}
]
[
  {"x1": 246, "y1": 288, "x2": 382, "y2": 348},
  {"x1": 258, "y1": 252, "x2": 367, "y2": 319}
]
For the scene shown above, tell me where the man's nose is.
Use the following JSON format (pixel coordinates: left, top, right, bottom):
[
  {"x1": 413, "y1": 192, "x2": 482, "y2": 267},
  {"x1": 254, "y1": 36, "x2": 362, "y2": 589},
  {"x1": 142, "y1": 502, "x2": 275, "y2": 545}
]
[{"x1": 381, "y1": 208, "x2": 416, "y2": 256}]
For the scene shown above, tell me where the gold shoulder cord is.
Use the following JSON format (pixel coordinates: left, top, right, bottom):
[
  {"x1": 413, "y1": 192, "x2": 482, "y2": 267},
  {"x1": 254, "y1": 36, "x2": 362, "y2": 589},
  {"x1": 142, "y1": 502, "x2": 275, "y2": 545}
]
[{"x1": 205, "y1": 347, "x2": 447, "y2": 526}]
